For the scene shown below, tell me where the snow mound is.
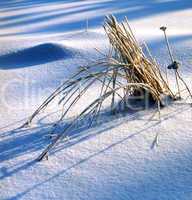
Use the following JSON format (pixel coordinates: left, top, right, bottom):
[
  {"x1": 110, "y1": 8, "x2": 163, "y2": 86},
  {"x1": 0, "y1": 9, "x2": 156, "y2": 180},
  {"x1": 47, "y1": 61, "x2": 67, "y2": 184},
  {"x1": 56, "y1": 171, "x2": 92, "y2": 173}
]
[{"x1": 0, "y1": 43, "x2": 74, "y2": 69}]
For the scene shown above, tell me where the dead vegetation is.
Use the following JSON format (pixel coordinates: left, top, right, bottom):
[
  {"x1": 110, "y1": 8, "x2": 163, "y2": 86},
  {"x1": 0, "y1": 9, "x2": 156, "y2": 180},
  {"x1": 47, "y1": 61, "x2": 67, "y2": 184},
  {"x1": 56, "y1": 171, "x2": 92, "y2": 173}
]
[{"x1": 20, "y1": 15, "x2": 191, "y2": 161}]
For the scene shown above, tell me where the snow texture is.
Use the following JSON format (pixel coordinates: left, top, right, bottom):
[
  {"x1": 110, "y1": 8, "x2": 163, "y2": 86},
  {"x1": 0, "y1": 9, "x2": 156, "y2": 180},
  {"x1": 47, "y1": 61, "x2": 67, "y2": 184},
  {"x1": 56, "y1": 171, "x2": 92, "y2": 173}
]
[{"x1": 0, "y1": 0, "x2": 192, "y2": 200}]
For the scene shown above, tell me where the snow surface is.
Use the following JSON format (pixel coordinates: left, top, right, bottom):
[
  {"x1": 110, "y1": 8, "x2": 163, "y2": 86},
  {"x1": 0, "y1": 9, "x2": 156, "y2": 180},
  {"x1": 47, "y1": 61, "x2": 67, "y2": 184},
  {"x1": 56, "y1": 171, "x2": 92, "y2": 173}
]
[{"x1": 1, "y1": 0, "x2": 192, "y2": 200}]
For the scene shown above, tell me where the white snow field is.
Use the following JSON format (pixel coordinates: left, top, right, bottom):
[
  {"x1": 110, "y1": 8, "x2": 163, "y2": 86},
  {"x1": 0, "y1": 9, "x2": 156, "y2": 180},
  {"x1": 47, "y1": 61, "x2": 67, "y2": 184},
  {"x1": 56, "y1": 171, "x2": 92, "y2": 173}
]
[{"x1": 0, "y1": 0, "x2": 192, "y2": 200}]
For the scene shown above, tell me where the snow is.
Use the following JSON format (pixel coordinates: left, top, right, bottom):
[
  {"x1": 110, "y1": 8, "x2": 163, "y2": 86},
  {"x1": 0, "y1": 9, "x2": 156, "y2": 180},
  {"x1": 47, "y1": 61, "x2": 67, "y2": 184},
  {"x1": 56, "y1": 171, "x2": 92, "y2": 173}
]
[
  {"x1": 0, "y1": 43, "x2": 75, "y2": 68},
  {"x1": 1, "y1": 0, "x2": 192, "y2": 200}
]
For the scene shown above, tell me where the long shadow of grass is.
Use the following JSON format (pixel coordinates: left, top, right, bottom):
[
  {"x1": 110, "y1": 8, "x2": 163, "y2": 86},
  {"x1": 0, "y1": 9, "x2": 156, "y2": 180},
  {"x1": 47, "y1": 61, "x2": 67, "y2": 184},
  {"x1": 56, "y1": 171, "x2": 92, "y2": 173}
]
[
  {"x1": 0, "y1": 107, "x2": 137, "y2": 163},
  {"x1": 0, "y1": 101, "x2": 157, "y2": 177},
  {"x1": 1, "y1": 99, "x2": 190, "y2": 180},
  {"x1": 3, "y1": 103, "x2": 192, "y2": 200}
]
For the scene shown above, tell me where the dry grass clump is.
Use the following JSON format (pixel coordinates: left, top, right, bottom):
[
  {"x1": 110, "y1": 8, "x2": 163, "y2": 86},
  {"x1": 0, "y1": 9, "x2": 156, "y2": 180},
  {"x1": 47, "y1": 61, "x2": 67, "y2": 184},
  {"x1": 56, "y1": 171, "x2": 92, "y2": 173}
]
[
  {"x1": 103, "y1": 15, "x2": 174, "y2": 103},
  {"x1": 22, "y1": 15, "x2": 179, "y2": 161}
]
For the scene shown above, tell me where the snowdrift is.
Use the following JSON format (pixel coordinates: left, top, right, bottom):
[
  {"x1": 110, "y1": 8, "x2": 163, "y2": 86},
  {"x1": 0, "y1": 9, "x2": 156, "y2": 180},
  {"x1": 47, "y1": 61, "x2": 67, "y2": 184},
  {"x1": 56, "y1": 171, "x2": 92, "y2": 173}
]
[{"x1": 0, "y1": 43, "x2": 73, "y2": 69}]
